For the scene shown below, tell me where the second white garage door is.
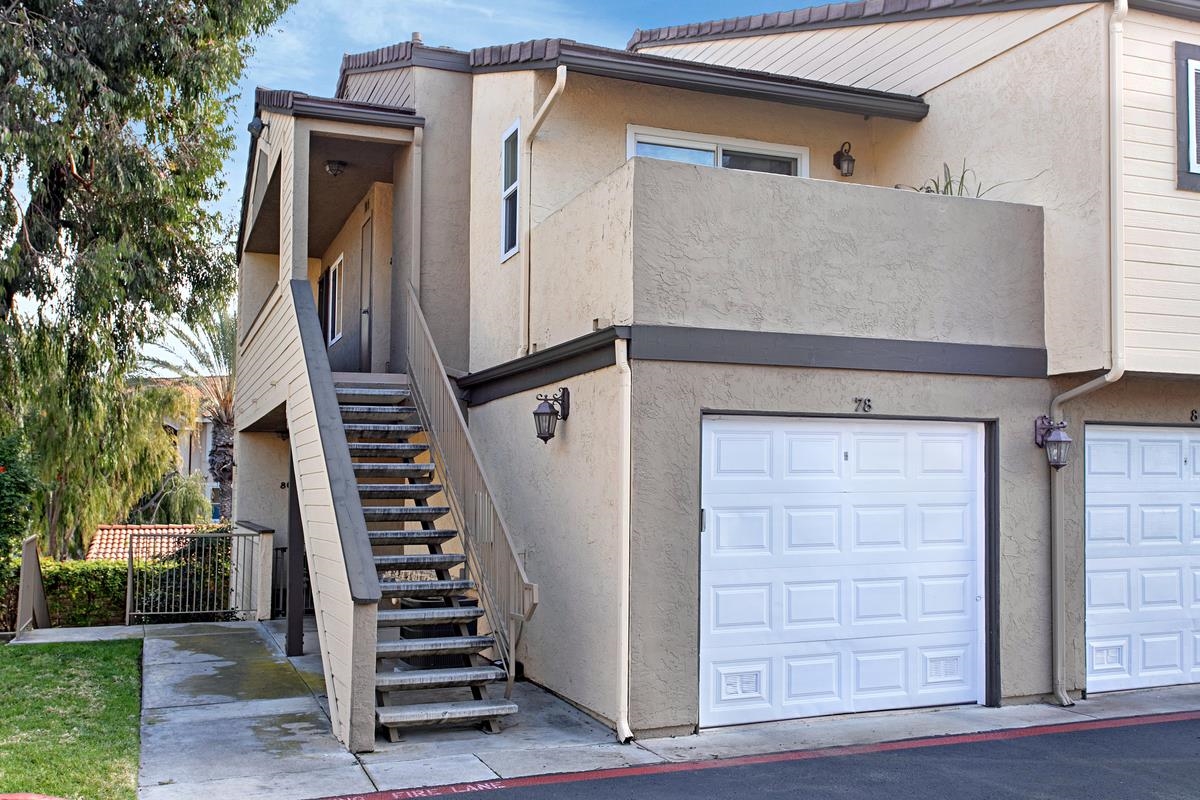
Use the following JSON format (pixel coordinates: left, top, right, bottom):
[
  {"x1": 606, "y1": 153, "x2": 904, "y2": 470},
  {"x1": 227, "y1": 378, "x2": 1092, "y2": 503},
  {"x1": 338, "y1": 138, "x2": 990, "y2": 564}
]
[
  {"x1": 700, "y1": 416, "x2": 986, "y2": 727},
  {"x1": 1085, "y1": 425, "x2": 1200, "y2": 693}
]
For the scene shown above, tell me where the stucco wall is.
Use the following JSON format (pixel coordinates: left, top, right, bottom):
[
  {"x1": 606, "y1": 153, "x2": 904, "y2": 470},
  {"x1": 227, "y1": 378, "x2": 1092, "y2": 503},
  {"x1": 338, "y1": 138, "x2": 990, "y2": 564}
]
[
  {"x1": 630, "y1": 158, "x2": 1045, "y2": 348},
  {"x1": 232, "y1": 431, "x2": 290, "y2": 543},
  {"x1": 413, "y1": 66, "x2": 473, "y2": 373},
  {"x1": 1052, "y1": 374, "x2": 1200, "y2": 694},
  {"x1": 468, "y1": 365, "x2": 626, "y2": 725},
  {"x1": 869, "y1": 6, "x2": 1110, "y2": 375},
  {"x1": 628, "y1": 360, "x2": 1054, "y2": 735},
  {"x1": 529, "y1": 161, "x2": 635, "y2": 349},
  {"x1": 469, "y1": 70, "x2": 886, "y2": 371}
]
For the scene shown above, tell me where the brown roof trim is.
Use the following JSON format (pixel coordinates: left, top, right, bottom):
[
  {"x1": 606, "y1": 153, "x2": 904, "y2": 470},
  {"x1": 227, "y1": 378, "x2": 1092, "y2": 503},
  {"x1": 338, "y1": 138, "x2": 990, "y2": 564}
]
[
  {"x1": 335, "y1": 42, "x2": 471, "y2": 98},
  {"x1": 1131, "y1": 0, "x2": 1200, "y2": 21},
  {"x1": 468, "y1": 39, "x2": 929, "y2": 121},
  {"x1": 626, "y1": 0, "x2": 1098, "y2": 50},
  {"x1": 254, "y1": 88, "x2": 425, "y2": 129}
]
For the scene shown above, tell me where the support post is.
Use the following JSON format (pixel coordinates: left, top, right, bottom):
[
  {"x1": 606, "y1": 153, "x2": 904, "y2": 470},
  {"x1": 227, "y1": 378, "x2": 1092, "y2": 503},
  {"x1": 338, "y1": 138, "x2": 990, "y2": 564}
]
[{"x1": 286, "y1": 462, "x2": 306, "y2": 657}]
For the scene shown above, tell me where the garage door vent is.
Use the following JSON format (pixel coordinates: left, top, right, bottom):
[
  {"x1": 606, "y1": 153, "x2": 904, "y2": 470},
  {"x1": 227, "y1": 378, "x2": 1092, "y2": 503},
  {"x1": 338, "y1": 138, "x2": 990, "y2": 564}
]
[
  {"x1": 723, "y1": 672, "x2": 761, "y2": 698},
  {"x1": 927, "y1": 655, "x2": 962, "y2": 683}
]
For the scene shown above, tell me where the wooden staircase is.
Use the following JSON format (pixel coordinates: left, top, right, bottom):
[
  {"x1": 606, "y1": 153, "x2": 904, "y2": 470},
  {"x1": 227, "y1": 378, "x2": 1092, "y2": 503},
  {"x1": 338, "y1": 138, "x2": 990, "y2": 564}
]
[{"x1": 337, "y1": 382, "x2": 518, "y2": 741}]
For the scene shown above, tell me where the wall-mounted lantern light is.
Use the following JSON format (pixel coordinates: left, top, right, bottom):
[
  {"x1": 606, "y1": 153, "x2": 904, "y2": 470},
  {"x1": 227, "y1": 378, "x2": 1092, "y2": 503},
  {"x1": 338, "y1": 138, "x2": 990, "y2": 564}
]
[
  {"x1": 533, "y1": 388, "x2": 570, "y2": 443},
  {"x1": 833, "y1": 141, "x2": 855, "y2": 177},
  {"x1": 325, "y1": 160, "x2": 347, "y2": 177},
  {"x1": 247, "y1": 116, "x2": 269, "y2": 139},
  {"x1": 1034, "y1": 415, "x2": 1073, "y2": 470}
]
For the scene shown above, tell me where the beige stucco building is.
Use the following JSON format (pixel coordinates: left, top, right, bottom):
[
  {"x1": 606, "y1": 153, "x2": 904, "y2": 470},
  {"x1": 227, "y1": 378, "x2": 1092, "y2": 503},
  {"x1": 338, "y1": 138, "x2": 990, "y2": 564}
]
[{"x1": 232, "y1": 0, "x2": 1200, "y2": 750}]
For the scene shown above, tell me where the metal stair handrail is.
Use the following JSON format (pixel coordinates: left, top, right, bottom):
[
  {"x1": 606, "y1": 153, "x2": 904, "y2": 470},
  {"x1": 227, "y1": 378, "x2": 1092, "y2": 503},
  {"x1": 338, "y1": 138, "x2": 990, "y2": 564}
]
[{"x1": 403, "y1": 283, "x2": 539, "y2": 689}]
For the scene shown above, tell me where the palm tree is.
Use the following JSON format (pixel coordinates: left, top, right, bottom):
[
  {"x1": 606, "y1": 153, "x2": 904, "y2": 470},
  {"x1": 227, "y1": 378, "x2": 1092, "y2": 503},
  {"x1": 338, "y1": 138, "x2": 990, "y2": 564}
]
[{"x1": 143, "y1": 307, "x2": 237, "y2": 521}]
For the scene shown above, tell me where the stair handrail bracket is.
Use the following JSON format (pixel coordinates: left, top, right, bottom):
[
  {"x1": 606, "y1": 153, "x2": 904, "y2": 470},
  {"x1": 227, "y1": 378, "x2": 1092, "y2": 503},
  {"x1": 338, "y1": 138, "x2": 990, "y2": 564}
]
[{"x1": 403, "y1": 283, "x2": 539, "y2": 687}]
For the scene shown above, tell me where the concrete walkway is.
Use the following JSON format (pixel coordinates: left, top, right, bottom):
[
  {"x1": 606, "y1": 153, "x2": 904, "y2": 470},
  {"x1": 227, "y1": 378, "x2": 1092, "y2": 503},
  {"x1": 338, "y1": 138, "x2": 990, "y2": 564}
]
[{"x1": 14, "y1": 622, "x2": 1200, "y2": 799}]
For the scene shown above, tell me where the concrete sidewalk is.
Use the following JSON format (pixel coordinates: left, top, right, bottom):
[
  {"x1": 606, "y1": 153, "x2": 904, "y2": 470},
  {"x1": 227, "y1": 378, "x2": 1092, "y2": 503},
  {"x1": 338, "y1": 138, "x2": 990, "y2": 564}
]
[{"x1": 15, "y1": 622, "x2": 1200, "y2": 799}]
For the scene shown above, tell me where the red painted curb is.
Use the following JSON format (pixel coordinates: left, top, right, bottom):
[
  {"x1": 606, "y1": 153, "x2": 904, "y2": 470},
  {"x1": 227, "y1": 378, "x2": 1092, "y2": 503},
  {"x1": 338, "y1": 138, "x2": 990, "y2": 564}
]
[{"x1": 318, "y1": 709, "x2": 1200, "y2": 800}]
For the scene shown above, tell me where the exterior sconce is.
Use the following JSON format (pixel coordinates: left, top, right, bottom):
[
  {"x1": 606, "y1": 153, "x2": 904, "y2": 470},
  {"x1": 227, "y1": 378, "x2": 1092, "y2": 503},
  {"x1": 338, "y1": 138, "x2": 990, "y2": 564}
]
[
  {"x1": 324, "y1": 160, "x2": 347, "y2": 177},
  {"x1": 833, "y1": 141, "x2": 855, "y2": 177},
  {"x1": 533, "y1": 388, "x2": 570, "y2": 443},
  {"x1": 247, "y1": 116, "x2": 269, "y2": 139},
  {"x1": 1034, "y1": 415, "x2": 1073, "y2": 470}
]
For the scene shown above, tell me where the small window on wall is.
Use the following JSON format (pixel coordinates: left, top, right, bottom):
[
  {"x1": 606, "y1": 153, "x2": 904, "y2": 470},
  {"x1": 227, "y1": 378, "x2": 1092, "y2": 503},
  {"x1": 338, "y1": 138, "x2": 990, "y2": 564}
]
[
  {"x1": 628, "y1": 126, "x2": 808, "y2": 177},
  {"x1": 317, "y1": 256, "x2": 343, "y2": 346},
  {"x1": 1177, "y1": 42, "x2": 1200, "y2": 192},
  {"x1": 501, "y1": 121, "x2": 520, "y2": 260}
]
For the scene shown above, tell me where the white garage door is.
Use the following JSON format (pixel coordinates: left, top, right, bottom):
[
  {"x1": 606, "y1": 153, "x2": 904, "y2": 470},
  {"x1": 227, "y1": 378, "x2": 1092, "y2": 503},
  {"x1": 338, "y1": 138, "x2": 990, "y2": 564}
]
[
  {"x1": 700, "y1": 416, "x2": 986, "y2": 727},
  {"x1": 1085, "y1": 425, "x2": 1200, "y2": 692}
]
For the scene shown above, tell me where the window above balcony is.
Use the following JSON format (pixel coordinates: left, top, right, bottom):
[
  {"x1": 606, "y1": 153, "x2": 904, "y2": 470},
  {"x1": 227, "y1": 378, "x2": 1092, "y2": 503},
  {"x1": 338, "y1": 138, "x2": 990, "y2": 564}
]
[{"x1": 626, "y1": 125, "x2": 809, "y2": 178}]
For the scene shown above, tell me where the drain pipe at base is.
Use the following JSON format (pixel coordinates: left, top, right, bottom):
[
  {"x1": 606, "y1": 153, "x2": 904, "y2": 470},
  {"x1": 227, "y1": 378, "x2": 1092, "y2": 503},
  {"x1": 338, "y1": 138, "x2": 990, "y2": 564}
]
[
  {"x1": 517, "y1": 65, "x2": 568, "y2": 358},
  {"x1": 614, "y1": 339, "x2": 635, "y2": 743},
  {"x1": 1046, "y1": 0, "x2": 1129, "y2": 708}
]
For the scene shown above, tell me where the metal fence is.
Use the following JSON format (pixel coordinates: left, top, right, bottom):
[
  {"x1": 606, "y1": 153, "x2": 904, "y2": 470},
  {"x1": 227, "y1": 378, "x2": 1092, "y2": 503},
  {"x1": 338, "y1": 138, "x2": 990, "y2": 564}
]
[
  {"x1": 126, "y1": 528, "x2": 260, "y2": 624},
  {"x1": 270, "y1": 545, "x2": 315, "y2": 619}
]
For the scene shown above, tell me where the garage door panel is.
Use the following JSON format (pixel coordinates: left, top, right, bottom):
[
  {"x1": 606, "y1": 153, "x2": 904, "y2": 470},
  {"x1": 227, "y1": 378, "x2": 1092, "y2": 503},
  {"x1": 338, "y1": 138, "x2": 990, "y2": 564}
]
[
  {"x1": 701, "y1": 632, "x2": 980, "y2": 726},
  {"x1": 701, "y1": 416, "x2": 985, "y2": 726},
  {"x1": 1085, "y1": 425, "x2": 1200, "y2": 693}
]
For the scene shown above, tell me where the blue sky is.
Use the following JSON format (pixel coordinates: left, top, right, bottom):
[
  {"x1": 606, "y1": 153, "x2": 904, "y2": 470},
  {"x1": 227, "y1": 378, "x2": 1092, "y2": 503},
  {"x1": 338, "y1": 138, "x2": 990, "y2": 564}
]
[{"x1": 221, "y1": 0, "x2": 820, "y2": 218}]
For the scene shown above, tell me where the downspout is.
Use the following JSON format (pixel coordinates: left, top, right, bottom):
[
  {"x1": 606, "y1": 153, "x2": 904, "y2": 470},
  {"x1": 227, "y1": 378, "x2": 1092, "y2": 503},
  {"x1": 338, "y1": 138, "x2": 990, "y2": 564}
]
[
  {"x1": 1046, "y1": 0, "x2": 1129, "y2": 707},
  {"x1": 517, "y1": 65, "x2": 568, "y2": 357},
  {"x1": 614, "y1": 338, "x2": 635, "y2": 743}
]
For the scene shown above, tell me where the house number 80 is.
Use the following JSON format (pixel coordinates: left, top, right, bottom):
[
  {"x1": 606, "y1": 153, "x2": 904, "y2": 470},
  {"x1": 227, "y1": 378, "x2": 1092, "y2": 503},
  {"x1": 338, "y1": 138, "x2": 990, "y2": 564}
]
[{"x1": 854, "y1": 397, "x2": 873, "y2": 413}]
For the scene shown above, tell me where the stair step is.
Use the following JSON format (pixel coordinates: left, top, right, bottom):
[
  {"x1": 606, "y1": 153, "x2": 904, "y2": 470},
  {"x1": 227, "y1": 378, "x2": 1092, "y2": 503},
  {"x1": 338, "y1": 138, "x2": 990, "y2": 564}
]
[
  {"x1": 374, "y1": 553, "x2": 465, "y2": 571},
  {"x1": 336, "y1": 386, "x2": 412, "y2": 405},
  {"x1": 377, "y1": 634, "x2": 495, "y2": 658},
  {"x1": 376, "y1": 665, "x2": 506, "y2": 691},
  {"x1": 358, "y1": 483, "x2": 443, "y2": 500},
  {"x1": 376, "y1": 699, "x2": 517, "y2": 729},
  {"x1": 363, "y1": 506, "x2": 450, "y2": 523},
  {"x1": 353, "y1": 463, "x2": 437, "y2": 479},
  {"x1": 378, "y1": 605, "x2": 484, "y2": 627},
  {"x1": 348, "y1": 442, "x2": 429, "y2": 458},
  {"x1": 368, "y1": 529, "x2": 458, "y2": 547},
  {"x1": 340, "y1": 404, "x2": 418, "y2": 422},
  {"x1": 379, "y1": 579, "x2": 474, "y2": 598},
  {"x1": 344, "y1": 423, "x2": 424, "y2": 441}
]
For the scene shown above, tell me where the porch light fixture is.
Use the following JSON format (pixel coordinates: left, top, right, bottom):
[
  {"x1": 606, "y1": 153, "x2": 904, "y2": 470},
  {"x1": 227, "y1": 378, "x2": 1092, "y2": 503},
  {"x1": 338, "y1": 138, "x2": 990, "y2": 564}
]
[
  {"x1": 324, "y1": 160, "x2": 347, "y2": 177},
  {"x1": 1034, "y1": 415, "x2": 1073, "y2": 470},
  {"x1": 833, "y1": 141, "x2": 855, "y2": 177},
  {"x1": 247, "y1": 116, "x2": 268, "y2": 138},
  {"x1": 533, "y1": 388, "x2": 570, "y2": 443}
]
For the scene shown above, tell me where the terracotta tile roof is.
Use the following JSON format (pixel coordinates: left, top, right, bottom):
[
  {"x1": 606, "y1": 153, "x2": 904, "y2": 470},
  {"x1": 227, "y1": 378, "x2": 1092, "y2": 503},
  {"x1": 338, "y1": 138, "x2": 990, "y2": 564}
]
[
  {"x1": 626, "y1": 0, "x2": 1095, "y2": 49},
  {"x1": 85, "y1": 525, "x2": 196, "y2": 561}
]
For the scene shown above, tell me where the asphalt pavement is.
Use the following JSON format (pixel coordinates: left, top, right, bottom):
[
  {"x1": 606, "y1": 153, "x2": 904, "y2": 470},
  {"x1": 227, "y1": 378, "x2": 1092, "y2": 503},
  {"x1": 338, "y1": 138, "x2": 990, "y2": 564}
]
[{"x1": 328, "y1": 712, "x2": 1200, "y2": 800}]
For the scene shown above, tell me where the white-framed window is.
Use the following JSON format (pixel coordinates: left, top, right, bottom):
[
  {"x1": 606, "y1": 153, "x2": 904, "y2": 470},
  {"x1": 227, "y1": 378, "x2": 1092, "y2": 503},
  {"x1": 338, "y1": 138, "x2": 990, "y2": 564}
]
[
  {"x1": 626, "y1": 125, "x2": 809, "y2": 178},
  {"x1": 1188, "y1": 57, "x2": 1199, "y2": 174},
  {"x1": 317, "y1": 255, "x2": 343, "y2": 346},
  {"x1": 501, "y1": 120, "x2": 520, "y2": 261}
]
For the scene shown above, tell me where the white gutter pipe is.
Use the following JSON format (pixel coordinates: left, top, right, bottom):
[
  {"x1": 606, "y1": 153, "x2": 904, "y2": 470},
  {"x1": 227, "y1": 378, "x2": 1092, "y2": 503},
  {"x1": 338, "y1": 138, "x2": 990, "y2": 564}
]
[
  {"x1": 517, "y1": 65, "x2": 568, "y2": 357},
  {"x1": 614, "y1": 338, "x2": 635, "y2": 743},
  {"x1": 1046, "y1": 0, "x2": 1129, "y2": 707}
]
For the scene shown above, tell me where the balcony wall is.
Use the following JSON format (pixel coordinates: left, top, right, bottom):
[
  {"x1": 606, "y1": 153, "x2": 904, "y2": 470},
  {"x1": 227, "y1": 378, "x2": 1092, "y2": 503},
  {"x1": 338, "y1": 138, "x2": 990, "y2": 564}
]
[{"x1": 530, "y1": 157, "x2": 1045, "y2": 354}]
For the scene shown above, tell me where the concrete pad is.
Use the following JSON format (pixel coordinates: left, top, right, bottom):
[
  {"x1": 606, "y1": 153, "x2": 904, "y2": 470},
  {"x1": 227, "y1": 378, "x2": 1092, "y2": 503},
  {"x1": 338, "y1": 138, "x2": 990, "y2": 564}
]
[
  {"x1": 1072, "y1": 685, "x2": 1200, "y2": 719},
  {"x1": 139, "y1": 763, "x2": 375, "y2": 800},
  {"x1": 12, "y1": 624, "x2": 144, "y2": 643},
  {"x1": 359, "y1": 681, "x2": 615, "y2": 764},
  {"x1": 143, "y1": 630, "x2": 282, "y2": 666},
  {"x1": 477, "y1": 742, "x2": 665, "y2": 778},
  {"x1": 366, "y1": 753, "x2": 499, "y2": 790},
  {"x1": 143, "y1": 695, "x2": 324, "y2": 726},
  {"x1": 142, "y1": 653, "x2": 311, "y2": 709},
  {"x1": 140, "y1": 697, "x2": 355, "y2": 786},
  {"x1": 143, "y1": 621, "x2": 263, "y2": 638}
]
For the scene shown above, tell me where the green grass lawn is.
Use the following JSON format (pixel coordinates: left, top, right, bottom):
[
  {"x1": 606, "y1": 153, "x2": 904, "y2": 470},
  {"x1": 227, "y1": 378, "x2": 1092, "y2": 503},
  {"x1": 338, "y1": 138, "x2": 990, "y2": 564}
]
[{"x1": 0, "y1": 639, "x2": 141, "y2": 800}]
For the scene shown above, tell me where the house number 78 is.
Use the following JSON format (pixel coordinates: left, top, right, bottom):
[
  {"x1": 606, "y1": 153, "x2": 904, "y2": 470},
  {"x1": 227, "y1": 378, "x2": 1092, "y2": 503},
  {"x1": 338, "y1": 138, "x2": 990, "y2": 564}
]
[{"x1": 854, "y1": 397, "x2": 873, "y2": 413}]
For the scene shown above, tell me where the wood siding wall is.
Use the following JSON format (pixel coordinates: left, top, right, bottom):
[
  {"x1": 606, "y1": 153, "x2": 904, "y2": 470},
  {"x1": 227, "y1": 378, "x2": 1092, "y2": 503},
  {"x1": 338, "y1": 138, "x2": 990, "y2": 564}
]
[
  {"x1": 1123, "y1": 11, "x2": 1200, "y2": 373},
  {"x1": 638, "y1": 5, "x2": 1092, "y2": 95},
  {"x1": 342, "y1": 67, "x2": 414, "y2": 108}
]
